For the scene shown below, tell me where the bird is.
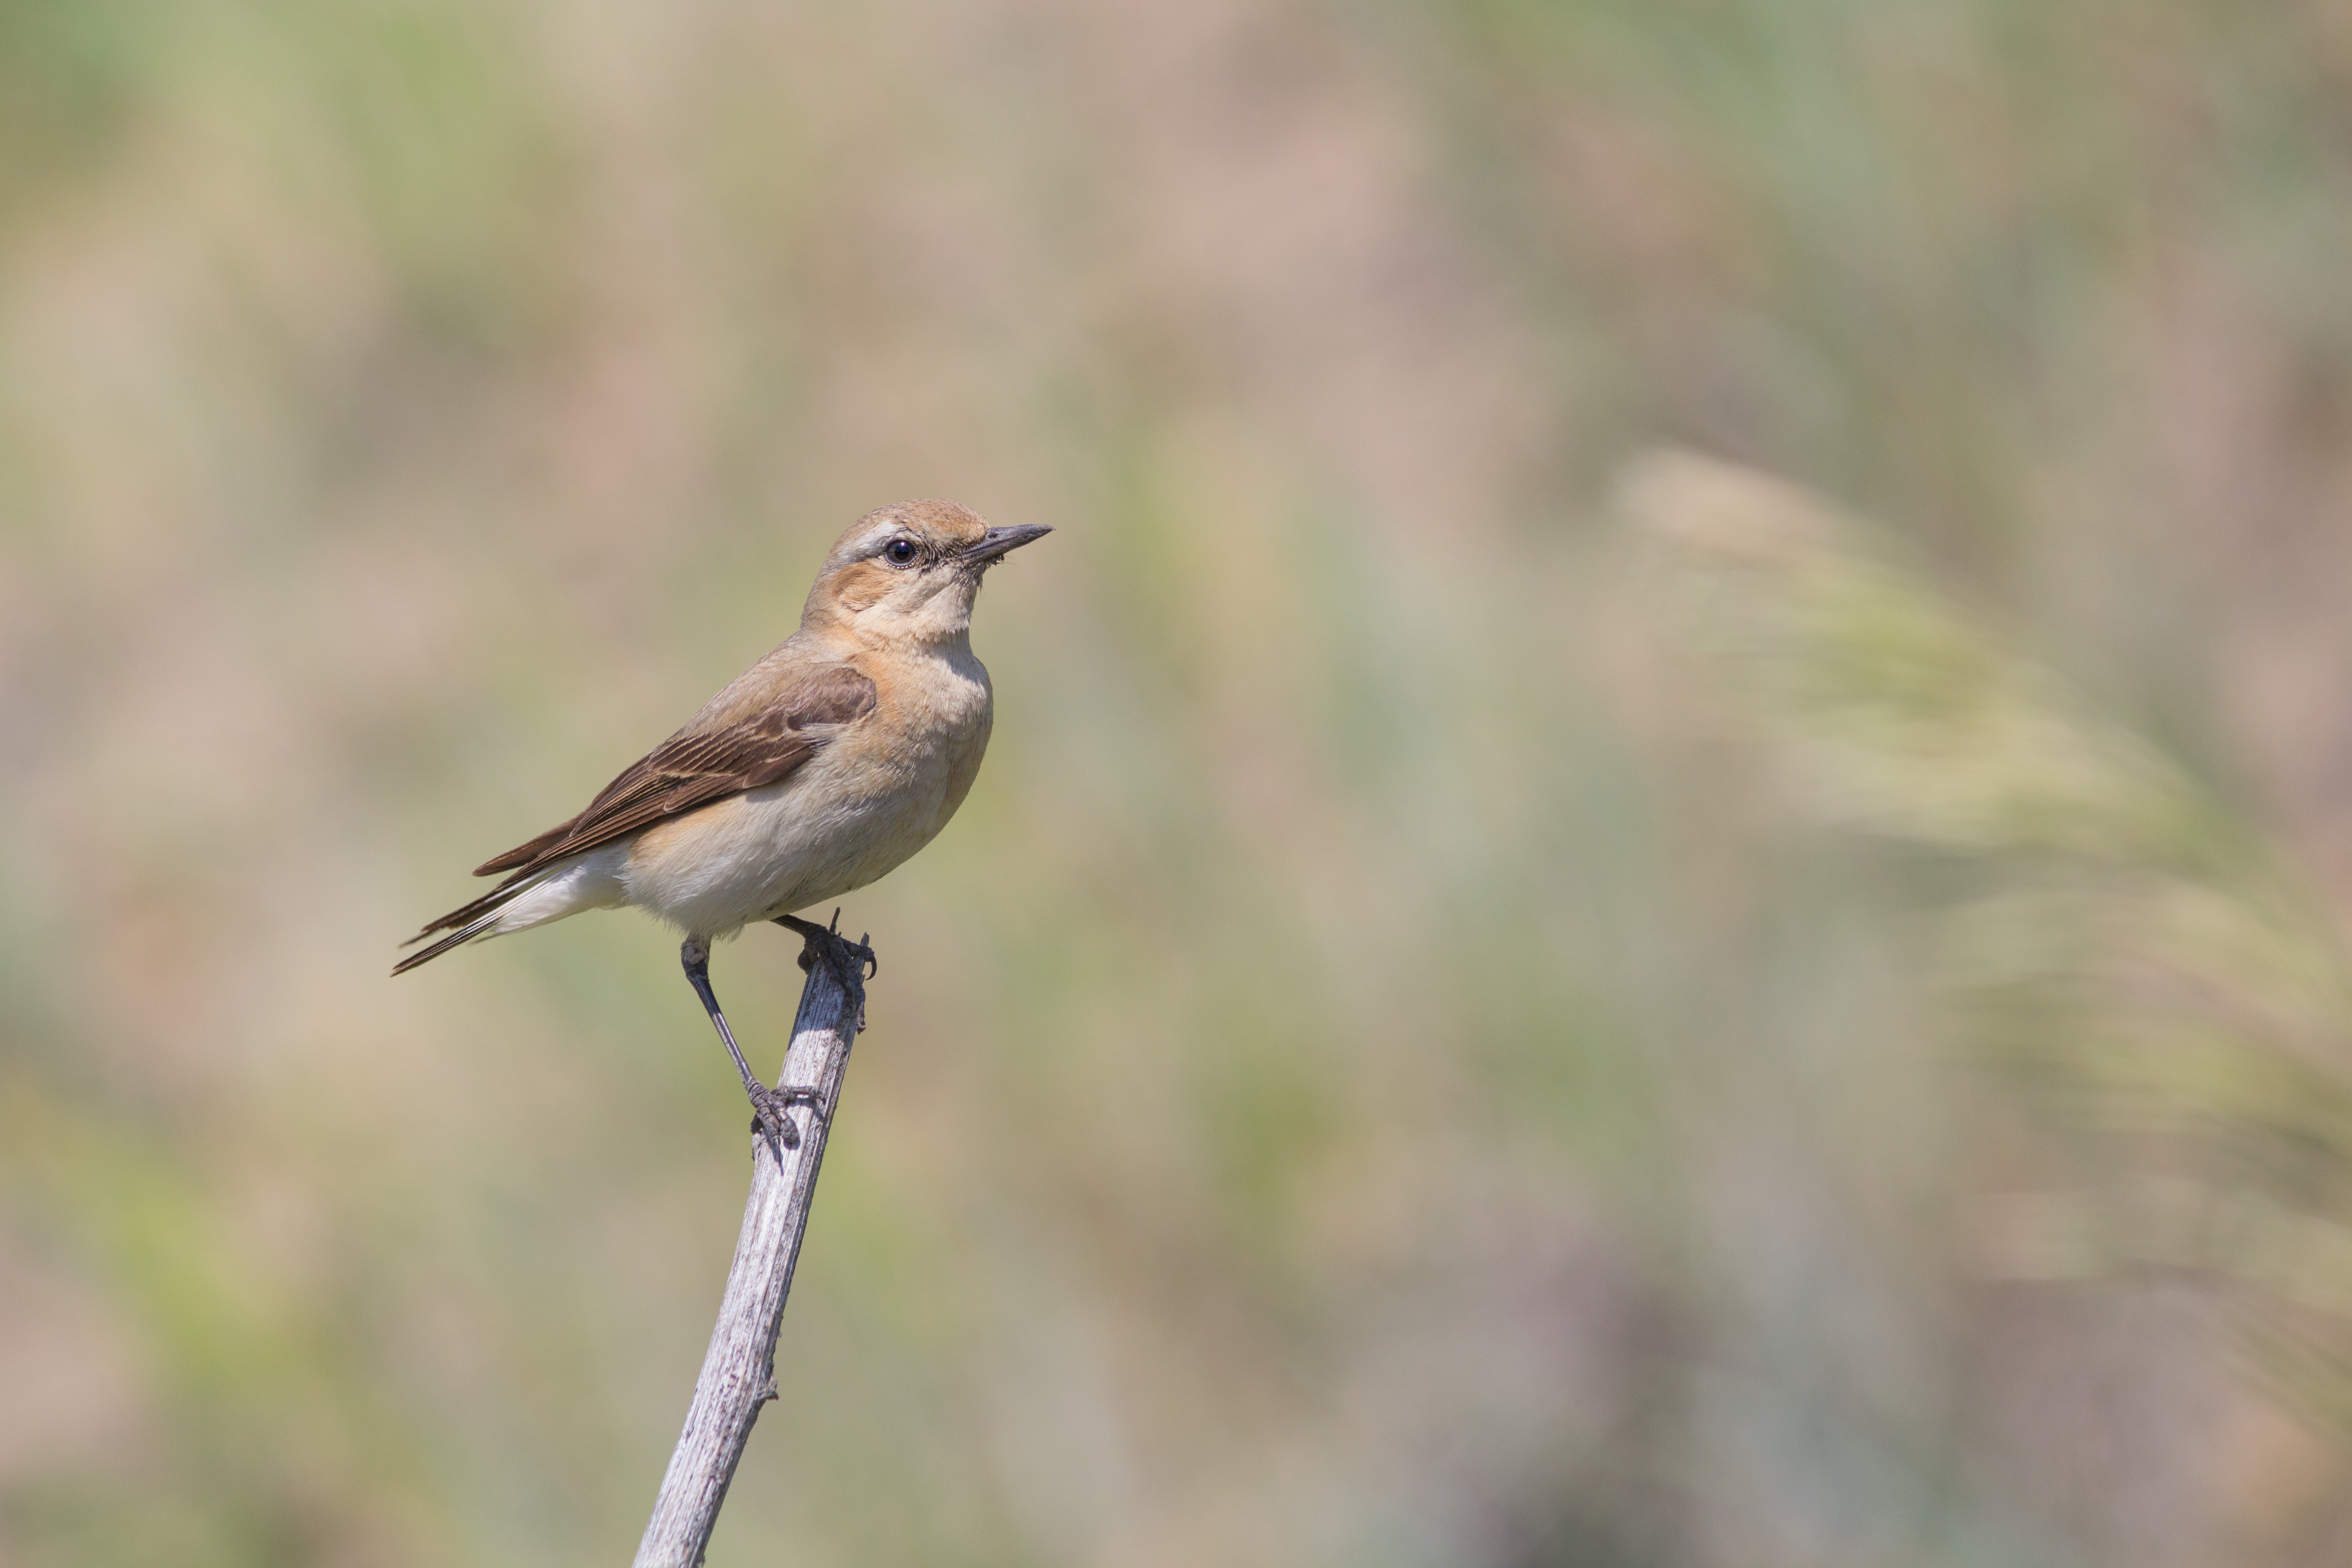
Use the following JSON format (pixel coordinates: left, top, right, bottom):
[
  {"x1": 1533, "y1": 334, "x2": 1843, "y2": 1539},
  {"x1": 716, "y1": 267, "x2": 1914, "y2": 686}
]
[{"x1": 396, "y1": 499, "x2": 1049, "y2": 1141}]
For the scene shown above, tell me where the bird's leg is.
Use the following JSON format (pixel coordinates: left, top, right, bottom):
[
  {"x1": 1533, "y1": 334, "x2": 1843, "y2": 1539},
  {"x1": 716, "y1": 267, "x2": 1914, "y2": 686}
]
[{"x1": 680, "y1": 937, "x2": 821, "y2": 1150}]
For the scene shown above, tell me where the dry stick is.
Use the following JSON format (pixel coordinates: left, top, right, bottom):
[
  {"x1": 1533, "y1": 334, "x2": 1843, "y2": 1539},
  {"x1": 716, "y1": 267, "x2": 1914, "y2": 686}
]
[{"x1": 635, "y1": 925, "x2": 874, "y2": 1568}]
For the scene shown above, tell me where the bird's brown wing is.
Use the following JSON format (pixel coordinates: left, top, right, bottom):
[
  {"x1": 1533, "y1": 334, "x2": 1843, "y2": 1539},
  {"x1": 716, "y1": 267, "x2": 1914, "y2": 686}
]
[{"x1": 409, "y1": 664, "x2": 876, "y2": 940}]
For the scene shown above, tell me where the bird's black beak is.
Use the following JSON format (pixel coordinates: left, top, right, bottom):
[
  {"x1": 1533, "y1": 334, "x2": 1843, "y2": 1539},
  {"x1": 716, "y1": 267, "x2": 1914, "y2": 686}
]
[{"x1": 963, "y1": 524, "x2": 1053, "y2": 566}]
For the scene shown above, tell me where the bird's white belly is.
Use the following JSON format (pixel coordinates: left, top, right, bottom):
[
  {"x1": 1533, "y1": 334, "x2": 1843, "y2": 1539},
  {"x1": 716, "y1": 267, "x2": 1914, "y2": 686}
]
[{"x1": 618, "y1": 675, "x2": 990, "y2": 939}]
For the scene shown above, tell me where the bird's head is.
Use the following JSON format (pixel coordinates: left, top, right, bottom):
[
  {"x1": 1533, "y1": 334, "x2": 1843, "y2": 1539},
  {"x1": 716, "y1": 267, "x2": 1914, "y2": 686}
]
[{"x1": 800, "y1": 500, "x2": 1050, "y2": 647}]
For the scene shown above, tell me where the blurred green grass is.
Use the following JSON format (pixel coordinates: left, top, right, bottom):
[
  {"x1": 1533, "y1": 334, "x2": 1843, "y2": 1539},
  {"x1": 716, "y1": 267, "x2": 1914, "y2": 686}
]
[{"x1": 6, "y1": 1, "x2": 2352, "y2": 1565}]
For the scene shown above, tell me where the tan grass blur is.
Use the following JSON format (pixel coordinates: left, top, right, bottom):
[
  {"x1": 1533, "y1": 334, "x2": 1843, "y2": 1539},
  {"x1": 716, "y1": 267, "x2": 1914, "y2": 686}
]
[{"x1": 7, "y1": 1, "x2": 2352, "y2": 1564}]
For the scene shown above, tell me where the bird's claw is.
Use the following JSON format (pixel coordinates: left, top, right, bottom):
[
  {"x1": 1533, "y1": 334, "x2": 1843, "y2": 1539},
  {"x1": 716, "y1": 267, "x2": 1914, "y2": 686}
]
[
  {"x1": 747, "y1": 1083, "x2": 829, "y2": 1150},
  {"x1": 776, "y1": 911, "x2": 877, "y2": 993}
]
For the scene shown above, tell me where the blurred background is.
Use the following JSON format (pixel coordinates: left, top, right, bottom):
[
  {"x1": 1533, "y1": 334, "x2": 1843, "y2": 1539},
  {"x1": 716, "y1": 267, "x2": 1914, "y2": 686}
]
[{"x1": 7, "y1": 0, "x2": 2352, "y2": 1563}]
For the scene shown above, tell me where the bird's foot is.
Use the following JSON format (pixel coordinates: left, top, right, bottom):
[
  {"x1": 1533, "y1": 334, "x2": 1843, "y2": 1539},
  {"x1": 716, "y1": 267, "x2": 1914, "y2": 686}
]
[
  {"x1": 747, "y1": 1082, "x2": 829, "y2": 1150},
  {"x1": 776, "y1": 910, "x2": 879, "y2": 990}
]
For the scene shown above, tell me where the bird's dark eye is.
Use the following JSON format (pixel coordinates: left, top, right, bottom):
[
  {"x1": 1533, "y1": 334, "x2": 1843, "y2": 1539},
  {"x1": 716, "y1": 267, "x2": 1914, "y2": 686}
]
[{"x1": 883, "y1": 538, "x2": 919, "y2": 567}]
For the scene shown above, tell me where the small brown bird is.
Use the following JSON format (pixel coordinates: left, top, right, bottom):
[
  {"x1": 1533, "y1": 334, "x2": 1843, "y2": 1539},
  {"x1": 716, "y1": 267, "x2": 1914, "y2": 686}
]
[{"x1": 396, "y1": 500, "x2": 1048, "y2": 1135}]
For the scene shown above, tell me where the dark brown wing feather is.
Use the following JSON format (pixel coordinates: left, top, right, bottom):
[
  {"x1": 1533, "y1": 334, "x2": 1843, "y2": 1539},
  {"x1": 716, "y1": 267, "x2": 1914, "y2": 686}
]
[{"x1": 407, "y1": 664, "x2": 876, "y2": 942}]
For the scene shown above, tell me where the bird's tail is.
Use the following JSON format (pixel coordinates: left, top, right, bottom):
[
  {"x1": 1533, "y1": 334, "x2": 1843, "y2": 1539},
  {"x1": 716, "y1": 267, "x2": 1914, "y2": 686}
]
[{"x1": 392, "y1": 868, "x2": 544, "y2": 976}]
